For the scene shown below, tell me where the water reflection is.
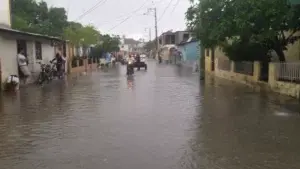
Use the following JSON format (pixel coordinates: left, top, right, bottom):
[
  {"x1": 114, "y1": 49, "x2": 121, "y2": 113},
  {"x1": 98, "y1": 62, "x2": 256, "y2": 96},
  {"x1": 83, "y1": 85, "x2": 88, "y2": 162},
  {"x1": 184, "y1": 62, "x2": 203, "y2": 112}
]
[
  {"x1": 0, "y1": 62, "x2": 300, "y2": 169},
  {"x1": 179, "y1": 77, "x2": 300, "y2": 169}
]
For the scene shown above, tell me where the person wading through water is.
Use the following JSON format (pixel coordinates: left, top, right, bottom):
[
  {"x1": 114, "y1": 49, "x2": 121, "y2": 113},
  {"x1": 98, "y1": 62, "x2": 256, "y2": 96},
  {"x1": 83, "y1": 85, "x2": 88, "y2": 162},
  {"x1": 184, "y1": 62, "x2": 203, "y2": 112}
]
[
  {"x1": 17, "y1": 48, "x2": 31, "y2": 84},
  {"x1": 51, "y1": 49, "x2": 64, "y2": 78}
]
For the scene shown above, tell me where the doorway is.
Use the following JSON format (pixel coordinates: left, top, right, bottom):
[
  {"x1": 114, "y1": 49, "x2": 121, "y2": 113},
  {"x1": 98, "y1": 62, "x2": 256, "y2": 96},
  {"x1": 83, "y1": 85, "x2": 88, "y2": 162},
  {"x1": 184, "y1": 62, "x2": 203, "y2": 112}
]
[
  {"x1": 17, "y1": 40, "x2": 27, "y2": 78},
  {"x1": 17, "y1": 40, "x2": 27, "y2": 56}
]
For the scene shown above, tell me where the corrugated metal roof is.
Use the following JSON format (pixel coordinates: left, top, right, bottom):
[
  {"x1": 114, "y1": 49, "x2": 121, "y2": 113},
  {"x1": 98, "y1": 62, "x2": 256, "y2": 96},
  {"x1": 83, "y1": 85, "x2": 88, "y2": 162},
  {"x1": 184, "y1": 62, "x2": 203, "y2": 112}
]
[{"x1": 0, "y1": 27, "x2": 64, "y2": 41}]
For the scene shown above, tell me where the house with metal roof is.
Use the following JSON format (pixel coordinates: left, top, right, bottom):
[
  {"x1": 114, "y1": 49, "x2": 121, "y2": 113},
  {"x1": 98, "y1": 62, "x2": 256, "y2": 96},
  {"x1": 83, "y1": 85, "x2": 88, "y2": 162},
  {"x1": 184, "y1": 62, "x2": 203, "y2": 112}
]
[{"x1": 0, "y1": 0, "x2": 67, "y2": 86}]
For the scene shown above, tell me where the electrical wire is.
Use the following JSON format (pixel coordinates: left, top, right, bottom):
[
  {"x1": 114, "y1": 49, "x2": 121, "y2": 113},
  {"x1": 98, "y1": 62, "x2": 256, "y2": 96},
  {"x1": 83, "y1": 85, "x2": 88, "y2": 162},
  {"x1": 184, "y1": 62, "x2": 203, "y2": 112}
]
[
  {"x1": 170, "y1": 0, "x2": 180, "y2": 15},
  {"x1": 74, "y1": 0, "x2": 107, "y2": 21},
  {"x1": 107, "y1": 0, "x2": 149, "y2": 31},
  {"x1": 157, "y1": 0, "x2": 174, "y2": 22}
]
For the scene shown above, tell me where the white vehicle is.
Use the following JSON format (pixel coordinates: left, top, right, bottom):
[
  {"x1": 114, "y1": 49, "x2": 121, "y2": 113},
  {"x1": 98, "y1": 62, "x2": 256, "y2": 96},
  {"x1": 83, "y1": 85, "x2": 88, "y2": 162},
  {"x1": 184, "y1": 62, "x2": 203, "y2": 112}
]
[{"x1": 135, "y1": 54, "x2": 147, "y2": 70}]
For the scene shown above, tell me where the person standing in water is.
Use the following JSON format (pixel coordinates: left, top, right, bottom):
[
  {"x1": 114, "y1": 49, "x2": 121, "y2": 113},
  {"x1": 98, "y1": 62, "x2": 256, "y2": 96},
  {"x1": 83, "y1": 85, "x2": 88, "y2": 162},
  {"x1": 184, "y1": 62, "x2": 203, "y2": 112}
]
[{"x1": 17, "y1": 49, "x2": 31, "y2": 84}]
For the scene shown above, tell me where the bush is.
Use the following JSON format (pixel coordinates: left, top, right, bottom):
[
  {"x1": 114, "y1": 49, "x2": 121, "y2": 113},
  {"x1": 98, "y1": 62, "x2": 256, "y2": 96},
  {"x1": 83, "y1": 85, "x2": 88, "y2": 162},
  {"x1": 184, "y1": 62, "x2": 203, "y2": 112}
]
[{"x1": 222, "y1": 40, "x2": 269, "y2": 62}]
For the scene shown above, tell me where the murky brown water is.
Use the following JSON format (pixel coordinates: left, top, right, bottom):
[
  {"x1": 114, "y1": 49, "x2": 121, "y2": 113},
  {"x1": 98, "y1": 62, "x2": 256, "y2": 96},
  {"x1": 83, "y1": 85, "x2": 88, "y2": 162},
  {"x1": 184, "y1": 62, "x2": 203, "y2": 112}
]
[{"x1": 0, "y1": 61, "x2": 300, "y2": 169}]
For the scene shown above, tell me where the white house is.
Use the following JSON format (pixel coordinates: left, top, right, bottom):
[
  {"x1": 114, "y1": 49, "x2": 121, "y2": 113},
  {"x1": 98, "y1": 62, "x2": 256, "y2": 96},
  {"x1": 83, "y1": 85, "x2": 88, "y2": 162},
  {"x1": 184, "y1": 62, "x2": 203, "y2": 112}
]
[{"x1": 0, "y1": 0, "x2": 67, "y2": 86}]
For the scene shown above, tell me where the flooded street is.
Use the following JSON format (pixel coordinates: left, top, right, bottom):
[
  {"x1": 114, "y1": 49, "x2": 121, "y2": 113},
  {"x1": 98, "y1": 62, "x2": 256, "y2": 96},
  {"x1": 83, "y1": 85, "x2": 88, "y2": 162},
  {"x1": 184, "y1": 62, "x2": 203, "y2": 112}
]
[{"x1": 0, "y1": 60, "x2": 300, "y2": 169}]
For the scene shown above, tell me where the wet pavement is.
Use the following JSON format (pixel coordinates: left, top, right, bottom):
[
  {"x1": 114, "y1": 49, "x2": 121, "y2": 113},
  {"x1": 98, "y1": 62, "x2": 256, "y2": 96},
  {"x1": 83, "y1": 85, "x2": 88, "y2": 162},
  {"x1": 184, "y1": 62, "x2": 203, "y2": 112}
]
[{"x1": 0, "y1": 60, "x2": 300, "y2": 169}]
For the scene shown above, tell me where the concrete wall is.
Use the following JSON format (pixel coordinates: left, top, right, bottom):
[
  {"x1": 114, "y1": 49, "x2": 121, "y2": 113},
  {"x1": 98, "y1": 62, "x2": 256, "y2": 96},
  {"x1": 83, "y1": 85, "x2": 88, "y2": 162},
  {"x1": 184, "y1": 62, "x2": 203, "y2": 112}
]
[
  {"x1": 175, "y1": 31, "x2": 191, "y2": 44},
  {"x1": 0, "y1": 35, "x2": 18, "y2": 82},
  {"x1": 24, "y1": 40, "x2": 55, "y2": 74},
  {"x1": 0, "y1": 32, "x2": 62, "y2": 84},
  {"x1": 178, "y1": 41, "x2": 201, "y2": 68},
  {"x1": 206, "y1": 54, "x2": 300, "y2": 98},
  {"x1": 284, "y1": 31, "x2": 300, "y2": 62},
  {"x1": 268, "y1": 63, "x2": 300, "y2": 98}
]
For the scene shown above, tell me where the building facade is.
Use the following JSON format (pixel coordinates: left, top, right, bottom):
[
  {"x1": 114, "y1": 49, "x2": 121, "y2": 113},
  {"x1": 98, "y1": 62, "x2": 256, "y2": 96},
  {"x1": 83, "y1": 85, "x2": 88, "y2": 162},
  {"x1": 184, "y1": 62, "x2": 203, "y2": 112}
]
[
  {"x1": 159, "y1": 31, "x2": 191, "y2": 46},
  {"x1": 0, "y1": 0, "x2": 66, "y2": 86},
  {"x1": 177, "y1": 39, "x2": 201, "y2": 69}
]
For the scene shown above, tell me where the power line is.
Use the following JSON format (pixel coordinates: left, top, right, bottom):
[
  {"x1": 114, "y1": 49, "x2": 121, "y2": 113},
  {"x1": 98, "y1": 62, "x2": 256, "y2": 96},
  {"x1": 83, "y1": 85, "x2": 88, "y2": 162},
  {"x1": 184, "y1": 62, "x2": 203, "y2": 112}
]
[
  {"x1": 96, "y1": 14, "x2": 145, "y2": 26},
  {"x1": 108, "y1": 16, "x2": 132, "y2": 31},
  {"x1": 74, "y1": 0, "x2": 107, "y2": 21},
  {"x1": 157, "y1": 0, "x2": 174, "y2": 22},
  {"x1": 107, "y1": 0, "x2": 149, "y2": 31},
  {"x1": 170, "y1": 0, "x2": 180, "y2": 15}
]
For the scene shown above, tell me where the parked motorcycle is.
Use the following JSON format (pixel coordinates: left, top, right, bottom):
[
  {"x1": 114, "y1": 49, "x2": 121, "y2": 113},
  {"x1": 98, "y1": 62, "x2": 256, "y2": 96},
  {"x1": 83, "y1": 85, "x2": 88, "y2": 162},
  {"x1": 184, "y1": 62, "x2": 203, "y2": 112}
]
[
  {"x1": 50, "y1": 61, "x2": 64, "y2": 79},
  {"x1": 36, "y1": 62, "x2": 52, "y2": 85}
]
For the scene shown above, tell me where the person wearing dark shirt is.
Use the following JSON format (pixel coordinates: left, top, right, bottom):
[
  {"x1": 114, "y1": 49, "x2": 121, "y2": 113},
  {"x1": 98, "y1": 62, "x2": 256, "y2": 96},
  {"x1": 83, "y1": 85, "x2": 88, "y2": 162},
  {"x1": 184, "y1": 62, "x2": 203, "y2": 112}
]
[{"x1": 51, "y1": 49, "x2": 64, "y2": 78}]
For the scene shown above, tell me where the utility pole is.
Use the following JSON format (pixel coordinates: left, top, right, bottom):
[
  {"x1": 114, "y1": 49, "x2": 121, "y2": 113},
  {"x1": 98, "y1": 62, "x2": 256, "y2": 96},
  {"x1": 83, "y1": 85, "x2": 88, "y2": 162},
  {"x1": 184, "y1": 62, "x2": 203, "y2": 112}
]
[
  {"x1": 154, "y1": 8, "x2": 158, "y2": 56},
  {"x1": 145, "y1": 28, "x2": 151, "y2": 42},
  {"x1": 145, "y1": 7, "x2": 159, "y2": 59},
  {"x1": 149, "y1": 28, "x2": 151, "y2": 42}
]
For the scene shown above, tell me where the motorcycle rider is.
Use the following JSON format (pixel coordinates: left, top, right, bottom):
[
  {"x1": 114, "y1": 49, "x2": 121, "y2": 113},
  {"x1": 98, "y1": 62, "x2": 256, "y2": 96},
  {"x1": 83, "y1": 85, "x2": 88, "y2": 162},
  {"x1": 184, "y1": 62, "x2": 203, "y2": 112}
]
[
  {"x1": 51, "y1": 49, "x2": 64, "y2": 78},
  {"x1": 126, "y1": 55, "x2": 135, "y2": 75}
]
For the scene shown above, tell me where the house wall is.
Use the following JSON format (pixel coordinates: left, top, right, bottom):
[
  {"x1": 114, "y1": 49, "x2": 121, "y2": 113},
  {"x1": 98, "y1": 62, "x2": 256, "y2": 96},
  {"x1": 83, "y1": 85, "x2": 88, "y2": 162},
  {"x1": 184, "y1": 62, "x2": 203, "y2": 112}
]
[
  {"x1": 0, "y1": 35, "x2": 18, "y2": 83},
  {"x1": 25, "y1": 40, "x2": 55, "y2": 74},
  {"x1": 0, "y1": 32, "x2": 61, "y2": 84},
  {"x1": 178, "y1": 41, "x2": 201, "y2": 68},
  {"x1": 175, "y1": 32, "x2": 191, "y2": 44},
  {"x1": 284, "y1": 31, "x2": 300, "y2": 61}
]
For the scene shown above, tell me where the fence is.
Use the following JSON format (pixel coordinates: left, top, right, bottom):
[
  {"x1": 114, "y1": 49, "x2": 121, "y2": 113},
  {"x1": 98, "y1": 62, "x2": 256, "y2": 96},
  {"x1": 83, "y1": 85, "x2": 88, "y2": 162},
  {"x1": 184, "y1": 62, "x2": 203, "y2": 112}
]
[
  {"x1": 234, "y1": 61, "x2": 254, "y2": 76},
  {"x1": 217, "y1": 59, "x2": 231, "y2": 71},
  {"x1": 274, "y1": 62, "x2": 300, "y2": 83}
]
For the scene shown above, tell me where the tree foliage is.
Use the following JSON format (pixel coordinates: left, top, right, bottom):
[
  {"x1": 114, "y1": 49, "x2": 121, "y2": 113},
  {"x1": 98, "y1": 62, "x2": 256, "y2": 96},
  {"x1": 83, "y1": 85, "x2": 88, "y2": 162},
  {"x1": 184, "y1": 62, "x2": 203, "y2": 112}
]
[
  {"x1": 11, "y1": 0, "x2": 67, "y2": 37},
  {"x1": 186, "y1": 0, "x2": 300, "y2": 61},
  {"x1": 11, "y1": 0, "x2": 120, "y2": 52},
  {"x1": 143, "y1": 40, "x2": 155, "y2": 52}
]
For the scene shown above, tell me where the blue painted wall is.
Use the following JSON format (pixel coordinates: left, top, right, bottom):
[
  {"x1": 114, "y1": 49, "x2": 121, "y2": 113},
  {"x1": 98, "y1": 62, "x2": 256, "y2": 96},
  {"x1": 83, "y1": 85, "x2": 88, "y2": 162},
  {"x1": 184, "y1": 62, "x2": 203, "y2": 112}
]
[{"x1": 179, "y1": 41, "x2": 200, "y2": 62}]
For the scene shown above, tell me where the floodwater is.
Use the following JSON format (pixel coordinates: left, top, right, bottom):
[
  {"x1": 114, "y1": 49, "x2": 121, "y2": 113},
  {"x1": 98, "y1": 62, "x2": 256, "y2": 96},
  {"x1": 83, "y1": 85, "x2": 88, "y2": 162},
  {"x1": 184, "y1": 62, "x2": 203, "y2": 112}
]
[{"x1": 0, "y1": 60, "x2": 300, "y2": 169}]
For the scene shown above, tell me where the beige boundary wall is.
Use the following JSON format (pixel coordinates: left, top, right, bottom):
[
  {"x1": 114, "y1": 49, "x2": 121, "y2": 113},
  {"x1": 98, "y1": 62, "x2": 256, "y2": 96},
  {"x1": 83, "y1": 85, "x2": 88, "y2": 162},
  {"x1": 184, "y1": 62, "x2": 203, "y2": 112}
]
[{"x1": 205, "y1": 50, "x2": 300, "y2": 99}]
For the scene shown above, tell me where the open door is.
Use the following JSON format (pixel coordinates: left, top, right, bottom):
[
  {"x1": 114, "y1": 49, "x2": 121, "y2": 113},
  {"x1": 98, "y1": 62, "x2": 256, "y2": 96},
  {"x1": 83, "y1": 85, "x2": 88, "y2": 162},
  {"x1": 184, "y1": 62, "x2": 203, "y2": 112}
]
[
  {"x1": 17, "y1": 40, "x2": 27, "y2": 57},
  {"x1": 17, "y1": 40, "x2": 27, "y2": 78}
]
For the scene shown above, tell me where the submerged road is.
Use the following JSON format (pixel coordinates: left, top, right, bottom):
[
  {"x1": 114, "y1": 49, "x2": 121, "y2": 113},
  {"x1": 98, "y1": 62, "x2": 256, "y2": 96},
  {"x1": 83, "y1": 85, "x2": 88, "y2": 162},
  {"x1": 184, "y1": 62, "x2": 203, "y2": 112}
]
[{"x1": 0, "y1": 60, "x2": 300, "y2": 169}]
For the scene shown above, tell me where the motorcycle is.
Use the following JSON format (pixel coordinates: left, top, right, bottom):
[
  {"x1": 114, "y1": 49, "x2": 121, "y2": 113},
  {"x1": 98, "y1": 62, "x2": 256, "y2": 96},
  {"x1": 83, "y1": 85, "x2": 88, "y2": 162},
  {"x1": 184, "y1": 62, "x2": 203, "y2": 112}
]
[
  {"x1": 36, "y1": 62, "x2": 52, "y2": 84},
  {"x1": 158, "y1": 56, "x2": 162, "y2": 64},
  {"x1": 127, "y1": 61, "x2": 134, "y2": 76}
]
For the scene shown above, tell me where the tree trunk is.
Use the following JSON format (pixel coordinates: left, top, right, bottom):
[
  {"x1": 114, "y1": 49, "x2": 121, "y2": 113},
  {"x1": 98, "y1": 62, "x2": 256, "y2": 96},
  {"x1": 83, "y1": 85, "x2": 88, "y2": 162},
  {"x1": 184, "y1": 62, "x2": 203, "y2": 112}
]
[
  {"x1": 273, "y1": 37, "x2": 286, "y2": 62},
  {"x1": 274, "y1": 47, "x2": 286, "y2": 62}
]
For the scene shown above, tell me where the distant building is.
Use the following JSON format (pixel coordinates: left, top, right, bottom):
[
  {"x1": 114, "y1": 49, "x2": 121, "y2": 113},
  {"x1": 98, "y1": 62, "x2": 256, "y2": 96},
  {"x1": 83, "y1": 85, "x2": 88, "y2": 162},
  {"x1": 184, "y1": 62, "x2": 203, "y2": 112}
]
[
  {"x1": 158, "y1": 31, "x2": 192, "y2": 46},
  {"x1": 119, "y1": 37, "x2": 145, "y2": 55}
]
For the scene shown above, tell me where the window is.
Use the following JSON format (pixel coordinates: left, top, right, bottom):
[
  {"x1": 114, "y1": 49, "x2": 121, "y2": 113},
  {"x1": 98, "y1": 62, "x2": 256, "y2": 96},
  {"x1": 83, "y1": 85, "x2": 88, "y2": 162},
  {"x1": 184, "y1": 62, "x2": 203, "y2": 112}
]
[
  {"x1": 35, "y1": 41, "x2": 42, "y2": 60},
  {"x1": 206, "y1": 49, "x2": 210, "y2": 57},
  {"x1": 183, "y1": 34, "x2": 189, "y2": 40},
  {"x1": 171, "y1": 35, "x2": 175, "y2": 44}
]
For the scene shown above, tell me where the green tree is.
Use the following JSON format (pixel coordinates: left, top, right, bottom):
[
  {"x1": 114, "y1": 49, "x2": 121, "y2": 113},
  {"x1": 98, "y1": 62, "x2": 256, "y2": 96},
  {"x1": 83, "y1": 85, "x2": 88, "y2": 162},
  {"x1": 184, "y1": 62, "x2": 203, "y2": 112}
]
[
  {"x1": 186, "y1": 0, "x2": 300, "y2": 61},
  {"x1": 99, "y1": 34, "x2": 120, "y2": 52},
  {"x1": 11, "y1": 0, "x2": 68, "y2": 37},
  {"x1": 143, "y1": 40, "x2": 155, "y2": 52}
]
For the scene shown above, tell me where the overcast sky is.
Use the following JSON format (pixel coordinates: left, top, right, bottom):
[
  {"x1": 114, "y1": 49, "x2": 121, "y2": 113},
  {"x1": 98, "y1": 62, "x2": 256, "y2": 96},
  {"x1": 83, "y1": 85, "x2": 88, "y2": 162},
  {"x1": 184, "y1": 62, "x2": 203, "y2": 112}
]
[{"x1": 44, "y1": 0, "x2": 191, "y2": 40}]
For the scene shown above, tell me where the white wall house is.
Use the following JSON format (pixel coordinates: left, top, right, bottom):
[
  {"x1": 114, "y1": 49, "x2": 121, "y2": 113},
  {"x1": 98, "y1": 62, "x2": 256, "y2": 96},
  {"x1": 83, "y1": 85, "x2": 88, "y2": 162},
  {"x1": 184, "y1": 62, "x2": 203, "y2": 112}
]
[
  {"x1": 0, "y1": 0, "x2": 66, "y2": 86},
  {"x1": 0, "y1": 28, "x2": 65, "y2": 81}
]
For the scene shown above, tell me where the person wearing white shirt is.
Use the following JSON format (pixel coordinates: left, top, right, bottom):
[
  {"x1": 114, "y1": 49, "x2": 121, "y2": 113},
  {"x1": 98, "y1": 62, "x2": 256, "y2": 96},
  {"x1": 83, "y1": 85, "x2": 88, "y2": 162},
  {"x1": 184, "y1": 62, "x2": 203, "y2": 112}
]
[{"x1": 17, "y1": 49, "x2": 31, "y2": 84}]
